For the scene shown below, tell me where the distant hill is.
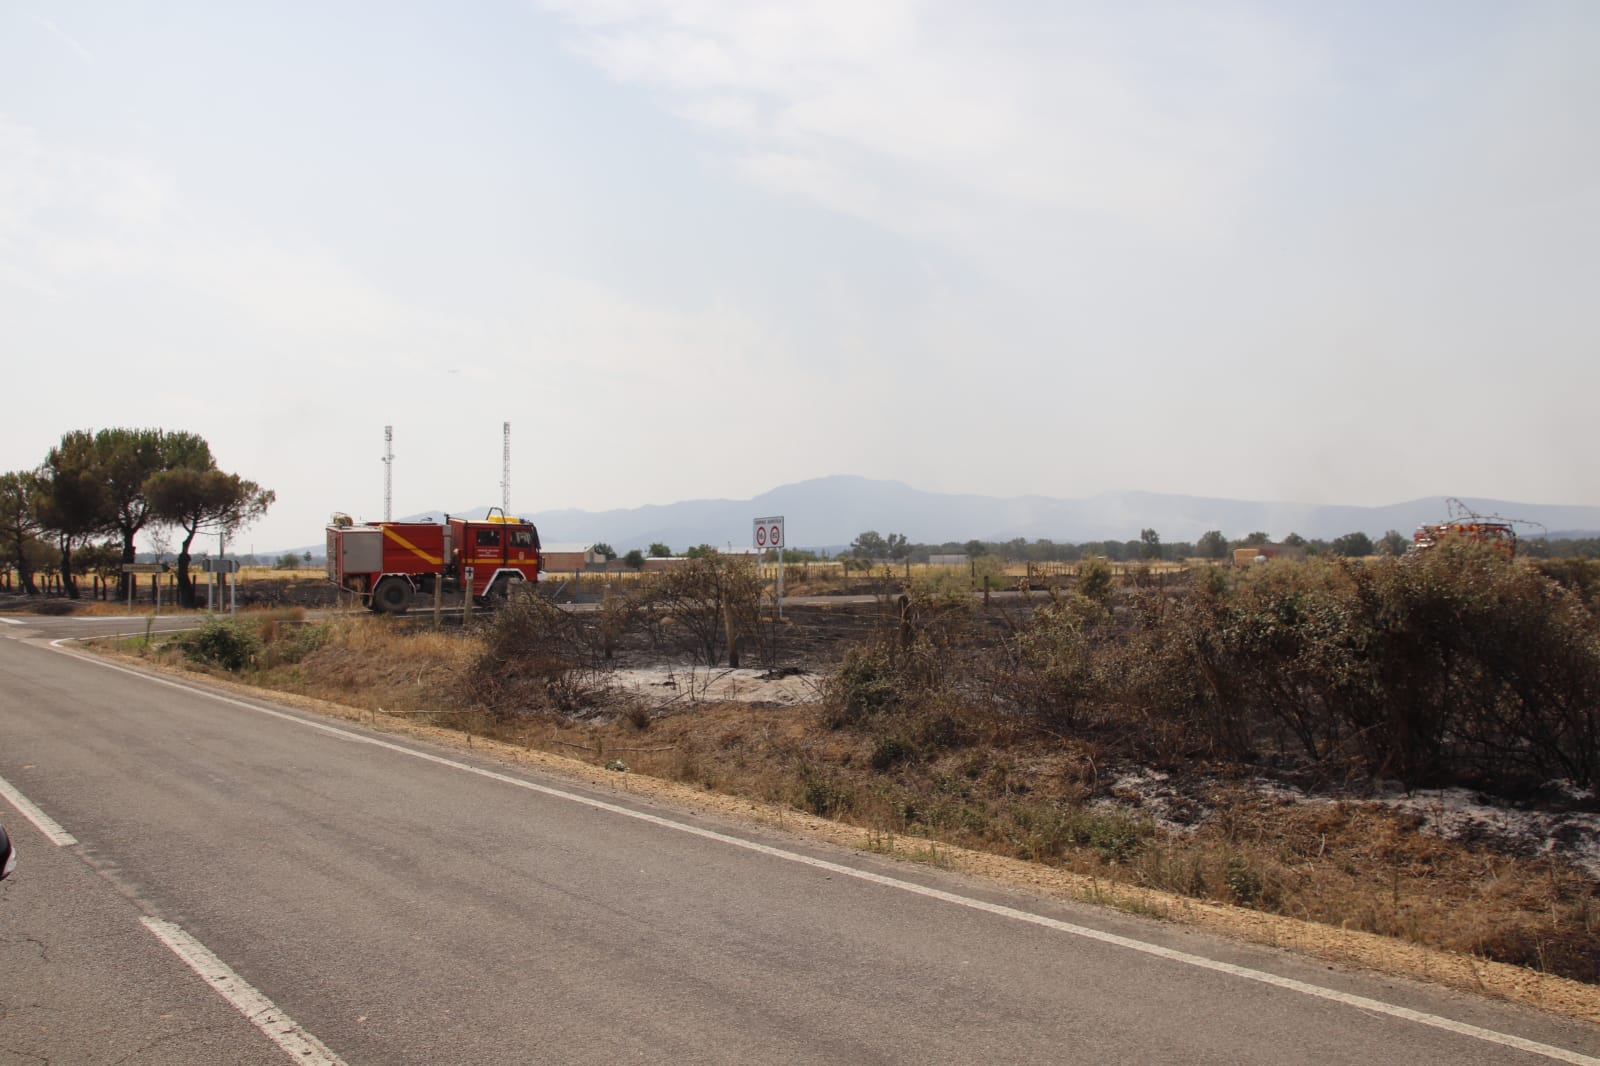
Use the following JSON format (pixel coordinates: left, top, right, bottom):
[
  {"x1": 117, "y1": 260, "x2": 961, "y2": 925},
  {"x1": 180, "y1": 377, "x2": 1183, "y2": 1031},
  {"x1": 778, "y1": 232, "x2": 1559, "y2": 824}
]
[
  {"x1": 520, "y1": 477, "x2": 1600, "y2": 553},
  {"x1": 262, "y1": 477, "x2": 1600, "y2": 556}
]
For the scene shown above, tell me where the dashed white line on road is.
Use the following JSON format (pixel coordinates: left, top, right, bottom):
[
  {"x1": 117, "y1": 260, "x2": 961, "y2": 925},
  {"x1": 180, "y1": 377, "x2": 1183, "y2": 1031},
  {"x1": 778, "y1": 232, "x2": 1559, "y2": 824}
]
[
  {"x1": 0, "y1": 772, "x2": 79, "y2": 846},
  {"x1": 141, "y1": 917, "x2": 347, "y2": 1066}
]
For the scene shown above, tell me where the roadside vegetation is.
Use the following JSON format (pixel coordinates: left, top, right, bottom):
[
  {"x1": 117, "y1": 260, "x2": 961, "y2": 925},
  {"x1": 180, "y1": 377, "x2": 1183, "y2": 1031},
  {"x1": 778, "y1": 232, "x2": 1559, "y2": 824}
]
[{"x1": 107, "y1": 543, "x2": 1600, "y2": 987}]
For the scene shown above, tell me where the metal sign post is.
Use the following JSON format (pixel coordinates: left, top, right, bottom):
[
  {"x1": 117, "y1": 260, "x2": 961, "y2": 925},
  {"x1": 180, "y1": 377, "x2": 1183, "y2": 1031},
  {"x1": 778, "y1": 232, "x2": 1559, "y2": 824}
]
[
  {"x1": 121, "y1": 563, "x2": 168, "y2": 617},
  {"x1": 200, "y1": 557, "x2": 240, "y2": 616},
  {"x1": 753, "y1": 516, "x2": 785, "y2": 619}
]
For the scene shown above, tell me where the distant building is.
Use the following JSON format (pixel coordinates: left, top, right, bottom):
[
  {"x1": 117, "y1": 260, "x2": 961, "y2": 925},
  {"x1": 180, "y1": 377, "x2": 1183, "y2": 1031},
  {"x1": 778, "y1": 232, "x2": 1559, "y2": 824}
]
[
  {"x1": 541, "y1": 544, "x2": 600, "y2": 571},
  {"x1": 640, "y1": 556, "x2": 687, "y2": 572},
  {"x1": 640, "y1": 547, "x2": 762, "y2": 571}
]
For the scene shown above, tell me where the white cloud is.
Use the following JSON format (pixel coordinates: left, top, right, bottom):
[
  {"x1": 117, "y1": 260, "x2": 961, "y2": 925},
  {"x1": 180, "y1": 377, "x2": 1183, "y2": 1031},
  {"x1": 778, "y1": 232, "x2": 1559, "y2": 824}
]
[
  {"x1": 29, "y1": 14, "x2": 95, "y2": 65},
  {"x1": 541, "y1": 1, "x2": 1318, "y2": 248},
  {"x1": 0, "y1": 115, "x2": 438, "y2": 341}
]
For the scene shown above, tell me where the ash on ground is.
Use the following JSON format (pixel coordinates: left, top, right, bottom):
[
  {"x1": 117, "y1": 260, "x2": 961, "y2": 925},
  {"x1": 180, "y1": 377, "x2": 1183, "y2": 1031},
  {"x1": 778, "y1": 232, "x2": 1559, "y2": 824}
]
[
  {"x1": 1104, "y1": 768, "x2": 1600, "y2": 882},
  {"x1": 607, "y1": 665, "x2": 819, "y2": 710}
]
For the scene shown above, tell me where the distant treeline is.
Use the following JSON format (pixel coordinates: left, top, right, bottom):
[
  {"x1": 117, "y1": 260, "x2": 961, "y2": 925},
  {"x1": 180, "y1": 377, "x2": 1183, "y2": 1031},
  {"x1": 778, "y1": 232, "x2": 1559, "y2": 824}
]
[
  {"x1": 779, "y1": 531, "x2": 1600, "y2": 564},
  {"x1": 763, "y1": 531, "x2": 1600, "y2": 565}
]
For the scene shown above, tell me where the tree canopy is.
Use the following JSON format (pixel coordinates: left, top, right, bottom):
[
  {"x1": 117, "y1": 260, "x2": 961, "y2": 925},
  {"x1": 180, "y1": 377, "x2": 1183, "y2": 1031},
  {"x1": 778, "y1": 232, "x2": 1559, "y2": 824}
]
[
  {"x1": 98, "y1": 428, "x2": 214, "y2": 594},
  {"x1": 146, "y1": 467, "x2": 275, "y2": 606},
  {"x1": 0, "y1": 471, "x2": 45, "y2": 595},
  {"x1": 1196, "y1": 530, "x2": 1228, "y2": 559},
  {"x1": 15, "y1": 427, "x2": 270, "y2": 601},
  {"x1": 1331, "y1": 531, "x2": 1375, "y2": 557}
]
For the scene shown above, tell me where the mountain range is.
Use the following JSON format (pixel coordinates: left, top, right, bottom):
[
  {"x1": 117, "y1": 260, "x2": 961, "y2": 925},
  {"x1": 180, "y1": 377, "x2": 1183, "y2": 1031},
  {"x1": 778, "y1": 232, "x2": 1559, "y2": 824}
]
[{"x1": 334, "y1": 476, "x2": 1600, "y2": 556}]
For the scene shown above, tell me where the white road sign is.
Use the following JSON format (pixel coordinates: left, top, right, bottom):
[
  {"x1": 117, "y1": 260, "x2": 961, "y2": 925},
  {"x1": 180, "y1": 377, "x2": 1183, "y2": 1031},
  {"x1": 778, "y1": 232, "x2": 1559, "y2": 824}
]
[{"x1": 753, "y1": 515, "x2": 784, "y2": 550}]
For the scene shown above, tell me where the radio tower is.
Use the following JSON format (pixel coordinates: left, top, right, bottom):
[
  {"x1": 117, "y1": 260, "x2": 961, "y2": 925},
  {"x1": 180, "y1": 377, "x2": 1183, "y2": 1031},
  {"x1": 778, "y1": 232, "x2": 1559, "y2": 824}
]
[
  {"x1": 500, "y1": 422, "x2": 511, "y2": 514},
  {"x1": 382, "y1": 425, "x2": 394, "y2": 522}
]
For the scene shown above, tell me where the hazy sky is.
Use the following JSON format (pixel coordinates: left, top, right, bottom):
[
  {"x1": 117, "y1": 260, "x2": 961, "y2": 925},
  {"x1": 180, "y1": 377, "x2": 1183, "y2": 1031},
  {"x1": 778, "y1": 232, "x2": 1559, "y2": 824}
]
[{"x1": 4, "y1": 1, "x2": 1596, "y2": 553}]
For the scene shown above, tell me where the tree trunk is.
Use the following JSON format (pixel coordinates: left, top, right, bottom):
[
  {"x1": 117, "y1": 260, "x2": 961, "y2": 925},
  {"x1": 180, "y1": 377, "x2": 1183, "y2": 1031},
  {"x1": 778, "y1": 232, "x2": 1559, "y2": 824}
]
[
  {"x1": 118, "y1": 536, "x2": 137, "y2": 601},
  {"x1": 5, "y1": 529, "x2": 36, "y2": 595},
  {"x1": 59, "y1": 535, "x2": 79, "y2": 599},
  {"x1": 176, "y1": 526, "x2": 198, "y2": 609}
]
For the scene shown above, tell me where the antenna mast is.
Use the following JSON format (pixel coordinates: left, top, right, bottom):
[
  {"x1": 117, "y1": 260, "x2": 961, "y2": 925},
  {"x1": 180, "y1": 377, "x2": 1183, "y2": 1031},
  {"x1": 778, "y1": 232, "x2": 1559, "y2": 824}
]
[
  {"x1": 501, "y1": 421, "x2": 511, "y2": 514},
  {"x1": 383, "y1": 425, "x2": 394, "y2": 522}
]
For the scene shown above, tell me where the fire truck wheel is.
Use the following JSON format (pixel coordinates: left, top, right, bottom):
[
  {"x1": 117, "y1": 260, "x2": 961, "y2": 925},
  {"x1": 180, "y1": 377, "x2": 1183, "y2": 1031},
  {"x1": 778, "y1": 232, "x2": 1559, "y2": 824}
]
[{"x1": 373, "y1": 577, "x2": 413, "y2": 614}]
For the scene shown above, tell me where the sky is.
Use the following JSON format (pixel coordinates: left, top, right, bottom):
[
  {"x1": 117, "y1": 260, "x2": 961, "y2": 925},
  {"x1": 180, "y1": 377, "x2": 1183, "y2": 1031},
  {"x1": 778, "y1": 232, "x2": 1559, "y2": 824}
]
[{"x1": 3, "y1": 1, "x2": 1597, "y2": 554}]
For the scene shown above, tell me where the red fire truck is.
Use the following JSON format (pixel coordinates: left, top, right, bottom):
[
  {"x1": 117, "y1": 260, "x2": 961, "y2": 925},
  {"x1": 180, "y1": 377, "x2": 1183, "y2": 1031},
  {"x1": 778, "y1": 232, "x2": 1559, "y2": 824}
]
[
  {"x1": 326, "y1": 509, "x2": 541, "y2": 613},
  {"x1": 1408, "y1": 499, "x2": 1524, "y2": 559}
]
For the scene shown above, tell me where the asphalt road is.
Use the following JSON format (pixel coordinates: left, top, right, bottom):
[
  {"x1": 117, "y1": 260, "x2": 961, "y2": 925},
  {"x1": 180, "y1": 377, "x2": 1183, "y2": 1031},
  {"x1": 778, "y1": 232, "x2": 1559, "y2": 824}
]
[{"x1": 2, "y1": 612, "x2": 1599, "y2": 1065}]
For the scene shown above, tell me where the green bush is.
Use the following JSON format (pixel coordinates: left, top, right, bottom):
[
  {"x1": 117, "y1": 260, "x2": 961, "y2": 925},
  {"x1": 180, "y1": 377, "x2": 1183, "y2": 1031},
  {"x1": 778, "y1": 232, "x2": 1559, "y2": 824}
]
[
  {"x1": 1076, "y1": 557, "x2": 1114, "y2": 605},
  {"x1": 1000, "y1": 595, "x2": 1105, "y2": 731},
  {"x1": 184, "y1": 619, "x2": 261, "y2": 672},
  {"x1": 825, "y1": 644, "x2": 898, "y2": 727}
]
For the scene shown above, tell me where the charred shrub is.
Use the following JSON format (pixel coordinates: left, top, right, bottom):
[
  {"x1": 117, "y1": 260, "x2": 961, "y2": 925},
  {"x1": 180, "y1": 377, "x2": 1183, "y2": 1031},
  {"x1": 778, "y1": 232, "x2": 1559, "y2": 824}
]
[
  {"x1": 1533, "y1": 557, "x2": 1600, "y2": 609},
  {"x1": 471, "y1": 596, "x2": 611, "y2": 717},
  {"x1": 650, "y1": 552, "x2": 770, "y2": 667},
  {"x1": 1363, "y1": 543, "x2": 1600, "y2": 789},
  {"x1": 1106, "y1": 547, "x2": 1600, "y2": 789}
]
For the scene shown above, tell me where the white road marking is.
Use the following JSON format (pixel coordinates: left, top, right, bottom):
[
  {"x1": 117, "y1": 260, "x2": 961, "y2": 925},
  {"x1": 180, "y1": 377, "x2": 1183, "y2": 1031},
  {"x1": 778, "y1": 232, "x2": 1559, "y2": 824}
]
[
  {"x1": 141, "y1": 917, "x2": 347, "y2": 1066},
  {"x1": 51, "y1": 641, "x2": 1600, "y2": 1066},
  {"x1": 0, "y1": 617, "x2": 22, "y2": 625},
  {"x1": 0, "y1": 772, "x2": 79, "y2": 846}
]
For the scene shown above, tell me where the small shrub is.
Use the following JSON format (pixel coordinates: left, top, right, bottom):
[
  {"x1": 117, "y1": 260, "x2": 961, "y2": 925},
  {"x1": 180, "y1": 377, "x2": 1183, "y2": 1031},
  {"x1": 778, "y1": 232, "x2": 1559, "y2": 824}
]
[
  {"x1": 471, "y1": 597, "x2": 612, "y2": 717},
  {"x1": 1075, "y1": 557, "x2": 1114, "y2": 606},
  {"x1": 623, "y1": 702, "x2": 653, "y2": 731},
  {"x1": 1066, "y1": 806, "x2": 1152, "y2": 864},
  {"x1": 1001, "y1": 595, "x2": 1103, "y2": 731},
  {"x1": 909, "y1": 566, "x2": 974, "y2": 605},
  {"x1": 184, "y1": 619, "x2": 261, "y2": 672},
  {"x1": 869, "y1": 734, "x2": 914, "y2": 770},
  {"x1": 1224, "y1": 855, "x2": 1265, "y2": 904},
  {"x1": 824, "y1": 644, "x2": 898, "y2": 727},
  {"x1": 798, "y1": 766, "x2": 855, "y2": 817},
  {"x1": 260, "y1": 620, "x2": 331, "y2": 667}
]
